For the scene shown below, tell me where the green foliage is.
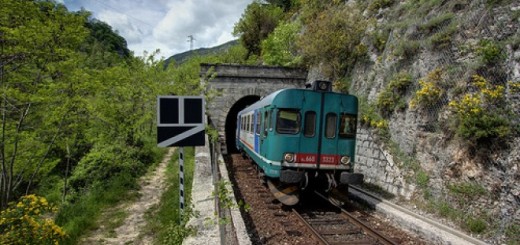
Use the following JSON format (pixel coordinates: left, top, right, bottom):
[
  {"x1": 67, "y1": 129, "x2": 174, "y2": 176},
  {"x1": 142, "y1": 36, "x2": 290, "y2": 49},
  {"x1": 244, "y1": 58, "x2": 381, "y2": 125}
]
[
  {"x1": 0, "y1": 195, "x2": 65, "y2": 244},
  {"x1": 448, "y1": 182, "x2": 488, "y2": 200},
  {"x1": 476, "y1": 39, "x2": 506, "y2": 65},
  {"x1": 415, "y1": 170, "x2": 429, "y2": 189},
  {"x1": 428, "y1": 23, "x2": 458, "y2": 50},
  {"x1": 449, "y1": 75, "x2": 512, "y2": 142},
  {"x1": 376, "y1": 72, "x2": 412, "y2": 115},
  {"x1": 359, "y1": 98, "x2": 390, "y2": 139},
  {"x1": 418, "y1": 13, "x2": 454, "y2": 34},
  {"x1": 233, "y1": 1, "x2": 284, "y2": 57},
  {"x1": 298, "y1": 3, "x2": 367, "y2": 79},
  {"x1": 371, "y1": 27, "x2": 390, "y2": 53},
  {"x1": 261, "y1": 21, "x2": 302, "y2": 66},
  {"x1": 368, "y1": 0, "x2": 394, "y2": 13},
  {"x1": 393, "y1": 40, "x2": 420, "y2": 59},
  {"x1": 84, "y1": 19, "x2": 131, "y2": 58},
  {"x1": 410, "y1": 68, "x2": 444, "y2": 109},
  {"x1": 505, "y1": 224, "x2": 520, "y2": 244},
  {"x1": 465, "y1": 217, "x2": 487, "y2": 233},
  {"x1": 68, "y1": 143, "x2": 145, "y2": 190},
  {"x1": 145, "y1": 147, "x2": 197, "y2": 244}
]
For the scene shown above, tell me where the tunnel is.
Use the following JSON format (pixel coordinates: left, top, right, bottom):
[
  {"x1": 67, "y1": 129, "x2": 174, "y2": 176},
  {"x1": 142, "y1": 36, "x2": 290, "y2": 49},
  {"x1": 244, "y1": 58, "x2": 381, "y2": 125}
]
[{"x1": 225, "y1": 95, "x2": 260, "y2": 154}]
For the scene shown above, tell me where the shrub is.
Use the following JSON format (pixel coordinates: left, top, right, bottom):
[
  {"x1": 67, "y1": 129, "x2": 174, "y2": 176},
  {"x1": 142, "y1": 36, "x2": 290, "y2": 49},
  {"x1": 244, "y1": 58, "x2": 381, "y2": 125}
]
[
  {"x1": 429, "y1": 23, "x2": 458, "y2": 50},
  {"x1": 448, "y1": 75, "x2": 511, "y2": 142},
  {"x1": 393, "y1": 40, "x2": 420, "y2": 59},
  {"x1": 376, "y1": 72, "x2": 413, "y2": 116},
  {"x1": 465, "y1": 217, "x2": 487, "y2": 233},
  {"x1": 476, "y1": 39, "x2": 505, "y2": 65},
  {"x1": 368, "y1": 0, "x2": 394, "y2": 13},
  {"x1": 0, "y1": 195, "x2": 66, "y2": 244},
  {"x1": 448, "y1": 182, "x2": 487, "y2": 200},
  {"x1": 410, "y1": 68, "x2": 444, "y2": 108},
  {"x1": 418, "y1": 13, "x2": 454, "y2": 34}
]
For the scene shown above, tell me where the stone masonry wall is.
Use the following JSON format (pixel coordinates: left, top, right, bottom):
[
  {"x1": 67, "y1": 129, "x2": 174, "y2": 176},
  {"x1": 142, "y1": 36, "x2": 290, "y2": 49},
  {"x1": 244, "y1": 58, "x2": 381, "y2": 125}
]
[{"x1": 355, "y1": 128, "x2": 416, "y2": 200}]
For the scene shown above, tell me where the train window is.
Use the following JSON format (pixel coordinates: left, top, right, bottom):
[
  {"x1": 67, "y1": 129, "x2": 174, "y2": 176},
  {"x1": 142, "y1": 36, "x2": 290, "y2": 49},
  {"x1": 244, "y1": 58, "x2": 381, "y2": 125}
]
[
  {"x1": 249, "y1": 115, "x2": 254, "y2": 133},
  {"x1": 276, "y1": 109, "x2": 300, "y2": 134},
  {"x1": 339, "y1": 114, "x2": 356, "y2": 138},
  {"x1": 255, "y1": 111, "x2": 261, "y2": 135},
  {"x1": 263, "y1": 111, "x2": 269, "y2": 137},
  {"x1": 325, "y1": 113, "x2": 337, "y2": 139},
  {"x1": 304, "y1": 111, "x2": 316, "y2": 137},
  {"x1": 246, "y1": 115, "x2": 250, "y2": 132}
]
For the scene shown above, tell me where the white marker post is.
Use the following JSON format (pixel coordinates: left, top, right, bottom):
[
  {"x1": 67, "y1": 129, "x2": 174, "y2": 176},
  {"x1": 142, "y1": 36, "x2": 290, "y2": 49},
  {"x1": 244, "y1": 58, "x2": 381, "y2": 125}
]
[{"x1": 179, "y1": 147, "x2": 185, "y2": 223}]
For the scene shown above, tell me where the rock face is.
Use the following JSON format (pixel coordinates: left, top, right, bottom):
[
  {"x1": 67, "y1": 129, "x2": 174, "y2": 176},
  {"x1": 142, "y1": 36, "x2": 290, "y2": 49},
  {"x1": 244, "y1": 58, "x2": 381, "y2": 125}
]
[{"x1": 331, "y1": 1, "x2": 519, "y2": 242}]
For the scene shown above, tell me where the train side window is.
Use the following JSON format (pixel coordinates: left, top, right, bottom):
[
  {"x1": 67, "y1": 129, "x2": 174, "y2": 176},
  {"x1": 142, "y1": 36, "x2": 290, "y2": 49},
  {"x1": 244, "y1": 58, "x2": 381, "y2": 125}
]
[
  {"x1": 304, "y1": 111, "x2": 316, "y2": 137},
  {"x1": 246, "y1": 115, "x2": 250, "y2": 132},
  {"x1": 276, "y1": 109, "x2": 300, "y2": 134},
  {"x1": 339, "y1": 114, "x2": 356, "y2": 138},
  {"x1": 249, "y1": 115, "x2": 254, "y2": 133},
  {"x1": 255, "y1": 111, "x2": 261, "y2": 135},
  {"x1": 325, "y1": 113, "x2": 337, "y2": 139},
  {"x1": 263, "y1": 111, "x2": 270, "y2": 137}
]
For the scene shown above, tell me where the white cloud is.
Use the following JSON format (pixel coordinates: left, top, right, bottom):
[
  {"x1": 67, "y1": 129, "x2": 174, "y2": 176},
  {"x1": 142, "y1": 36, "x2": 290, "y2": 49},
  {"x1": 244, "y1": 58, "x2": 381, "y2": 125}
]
[{"x1": 64, "y1": 0, "x2": 252, "y2": 58}]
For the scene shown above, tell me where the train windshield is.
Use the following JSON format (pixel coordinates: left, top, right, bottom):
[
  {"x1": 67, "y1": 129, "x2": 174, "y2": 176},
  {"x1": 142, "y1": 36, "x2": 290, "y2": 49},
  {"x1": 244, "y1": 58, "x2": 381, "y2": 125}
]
[
  {"x1": 339, "y1": 114, "x2": 357, "y2": 138},
  {"x1": 277, "y1": 109, "x2": 300, "y2": 134}
]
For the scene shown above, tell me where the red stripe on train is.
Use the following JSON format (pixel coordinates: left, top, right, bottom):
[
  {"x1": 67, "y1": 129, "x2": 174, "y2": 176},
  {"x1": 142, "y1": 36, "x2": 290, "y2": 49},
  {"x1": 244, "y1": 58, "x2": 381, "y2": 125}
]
[{"x1": 296, "y1": 153, "x2": 339, "y2": 165}]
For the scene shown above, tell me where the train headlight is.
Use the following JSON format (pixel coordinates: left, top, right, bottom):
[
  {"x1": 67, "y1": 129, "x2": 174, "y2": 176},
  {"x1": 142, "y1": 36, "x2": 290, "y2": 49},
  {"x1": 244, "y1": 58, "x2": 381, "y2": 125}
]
[
  {"x1": 318, "y1": 81, "x2": 329, "y2": 90},
  {"x1": 284, "y1": 153, "x2": 295, "y2": 163},
  {"x1": 340, "y1": 155, "x2": 350, "y2": 165}
]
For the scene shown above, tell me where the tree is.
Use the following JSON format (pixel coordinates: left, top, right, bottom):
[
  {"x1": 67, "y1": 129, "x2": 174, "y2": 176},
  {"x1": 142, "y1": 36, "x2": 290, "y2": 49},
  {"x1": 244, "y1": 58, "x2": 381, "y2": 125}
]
[
  {"x1": 0, "y1": 0, "x2": 89, "y2": 208},
  {"x1": 233, "y1": 1, "x2": 284, "y2": 58}
]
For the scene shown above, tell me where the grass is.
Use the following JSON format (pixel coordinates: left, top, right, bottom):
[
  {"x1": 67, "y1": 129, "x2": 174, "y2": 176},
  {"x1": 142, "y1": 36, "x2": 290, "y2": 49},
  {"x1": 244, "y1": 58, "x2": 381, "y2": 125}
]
[
  {"x1": 55, "y1": 172, "x2": 141, "y2": 244},
  {"x1": 144, "y1": 147, "x2": 197, "y2": 245}
]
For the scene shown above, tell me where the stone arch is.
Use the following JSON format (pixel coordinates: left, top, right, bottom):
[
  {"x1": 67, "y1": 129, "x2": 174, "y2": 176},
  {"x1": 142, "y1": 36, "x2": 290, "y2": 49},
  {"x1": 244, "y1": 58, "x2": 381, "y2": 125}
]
[
  {"x1": 224, "y1": 95, "x2": 261, "y2": 154},
  {"x1": 201, "y1": 63, "x2": 307, "y2": 153}
]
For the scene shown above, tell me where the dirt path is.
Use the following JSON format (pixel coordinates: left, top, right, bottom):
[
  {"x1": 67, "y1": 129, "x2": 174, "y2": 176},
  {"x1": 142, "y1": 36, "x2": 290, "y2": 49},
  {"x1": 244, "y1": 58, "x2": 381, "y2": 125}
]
[{"x1": 80, "y1": 148, "x2": 175, "y2": 244}]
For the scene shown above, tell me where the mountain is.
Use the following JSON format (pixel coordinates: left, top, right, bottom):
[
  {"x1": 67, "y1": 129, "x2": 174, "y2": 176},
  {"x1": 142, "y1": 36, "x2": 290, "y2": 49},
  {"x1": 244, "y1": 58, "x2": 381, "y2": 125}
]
[{"x1": 165, "y1": 40, "x2": 238, "y2": 66}]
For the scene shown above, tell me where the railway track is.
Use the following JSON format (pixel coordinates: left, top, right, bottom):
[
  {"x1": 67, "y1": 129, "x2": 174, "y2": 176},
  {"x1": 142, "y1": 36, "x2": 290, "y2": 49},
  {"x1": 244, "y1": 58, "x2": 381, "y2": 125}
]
[
  {"x1": 226, "y1": 153, "x2": 426, "y2": 244},
  {"x1": 293, "y1": 191, "x2": 398, "y2": 245}
]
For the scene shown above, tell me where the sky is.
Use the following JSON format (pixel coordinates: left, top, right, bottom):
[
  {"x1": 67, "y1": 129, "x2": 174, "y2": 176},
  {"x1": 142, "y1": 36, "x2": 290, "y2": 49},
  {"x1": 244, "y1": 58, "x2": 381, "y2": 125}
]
[{"x1": 60, "y1": 0, "x2": 253, "y2": 58}]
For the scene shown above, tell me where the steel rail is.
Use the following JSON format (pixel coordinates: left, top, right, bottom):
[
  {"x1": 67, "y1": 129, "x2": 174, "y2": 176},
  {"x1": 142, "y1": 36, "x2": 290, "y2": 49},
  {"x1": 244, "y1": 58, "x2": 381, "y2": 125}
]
[
  {"x1": 292, "y1": 208, "x2": 330, "y2": 245},
  {"x1": 314, "y1": 191, "x2": 398, "y2": 245}
]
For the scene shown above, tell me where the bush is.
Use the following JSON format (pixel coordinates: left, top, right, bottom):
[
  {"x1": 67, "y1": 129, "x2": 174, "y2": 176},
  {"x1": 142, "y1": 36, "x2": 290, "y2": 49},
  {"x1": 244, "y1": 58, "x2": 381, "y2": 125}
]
[
  {"x1": 68, "y1": 142, "x2": 147, "y2": 190},
  {"x1": 393, "y1": 40, "x2": 420, "y2": 59},
  {"x1": 0, "y1": 195, "x2": 66, "y2": 244},
  {"x1": 476, "y1": 39, "x2": 505, "y2": 65},
  {"x1": 448, "y1": 75, "x2": 512, "y2": 142},
  {"x1": 410, "y1": 68, "x2": 444, "y2": 108}
]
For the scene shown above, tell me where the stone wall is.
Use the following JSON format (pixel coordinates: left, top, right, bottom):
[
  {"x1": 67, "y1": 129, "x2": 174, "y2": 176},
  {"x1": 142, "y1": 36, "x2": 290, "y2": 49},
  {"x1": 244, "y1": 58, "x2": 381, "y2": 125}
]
[{"x1": 355, "y1": 128, "x2": 416, "y2": 200}]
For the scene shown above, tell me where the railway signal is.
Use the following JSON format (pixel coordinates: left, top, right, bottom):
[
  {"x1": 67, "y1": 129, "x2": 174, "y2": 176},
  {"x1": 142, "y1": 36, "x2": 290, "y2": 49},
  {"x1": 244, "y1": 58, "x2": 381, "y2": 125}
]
[{"x1": 157, "y1": 95, "x2": 205, "y2": 222}]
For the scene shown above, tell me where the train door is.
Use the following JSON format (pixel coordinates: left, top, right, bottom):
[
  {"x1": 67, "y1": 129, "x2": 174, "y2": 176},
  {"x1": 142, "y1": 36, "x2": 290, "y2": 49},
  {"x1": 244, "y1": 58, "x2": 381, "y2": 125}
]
[
  {"x1": 298, "y1": 92, "x2": 321, "y2": 164},
  {"x1": 320, "y1": 94, "x2": 341, "y2": 166},
  {"x1": 259, "y1": 108, "x2": 271, "y2": 158}
]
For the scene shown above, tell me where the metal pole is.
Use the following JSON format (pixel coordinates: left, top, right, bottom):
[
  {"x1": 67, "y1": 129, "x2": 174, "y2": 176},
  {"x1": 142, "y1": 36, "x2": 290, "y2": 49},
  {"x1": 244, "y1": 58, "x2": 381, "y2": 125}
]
[{"x1": 179, "y1": 147, "x2": 185, "y2": 224}]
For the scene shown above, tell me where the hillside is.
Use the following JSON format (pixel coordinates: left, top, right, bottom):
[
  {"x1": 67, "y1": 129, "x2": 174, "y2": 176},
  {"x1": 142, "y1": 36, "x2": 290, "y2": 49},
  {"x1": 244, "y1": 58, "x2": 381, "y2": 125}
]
[
  {"x1": 305, "y1": 1, "x2": 519, "y2": 243},
  {"x1": 230, "y1": 0, "x2": 519, "y2": 243},
  {"x1": 165, "y1": 40, "x2": 238, "y2": 66}
]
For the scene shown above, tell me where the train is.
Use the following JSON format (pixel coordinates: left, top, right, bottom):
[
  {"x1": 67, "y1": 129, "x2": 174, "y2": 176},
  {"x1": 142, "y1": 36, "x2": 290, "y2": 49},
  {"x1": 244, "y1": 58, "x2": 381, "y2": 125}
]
[{"x1": 236, "y1": 80, "x2": 364, "y2": 205}]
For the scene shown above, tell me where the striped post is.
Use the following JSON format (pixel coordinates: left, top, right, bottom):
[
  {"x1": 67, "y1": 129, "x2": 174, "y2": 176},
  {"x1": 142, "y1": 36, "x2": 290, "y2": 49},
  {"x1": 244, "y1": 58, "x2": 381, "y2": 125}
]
[{"x1": 179, "y1": 147, "x2": 185, "y2": 223}]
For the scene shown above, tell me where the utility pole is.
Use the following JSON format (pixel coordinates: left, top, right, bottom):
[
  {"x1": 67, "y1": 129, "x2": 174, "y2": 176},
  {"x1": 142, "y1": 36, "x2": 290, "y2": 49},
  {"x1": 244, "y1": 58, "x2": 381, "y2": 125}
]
[{"x1": 187, "y1": 35, "x2": 195, "y2": 50}]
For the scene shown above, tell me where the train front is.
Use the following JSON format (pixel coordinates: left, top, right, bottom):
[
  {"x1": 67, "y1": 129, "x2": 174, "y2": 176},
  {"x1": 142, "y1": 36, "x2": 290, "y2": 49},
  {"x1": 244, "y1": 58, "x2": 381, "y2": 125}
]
[{"x1": 267, "y1": 81, "x2": 364, "y2": 205}]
